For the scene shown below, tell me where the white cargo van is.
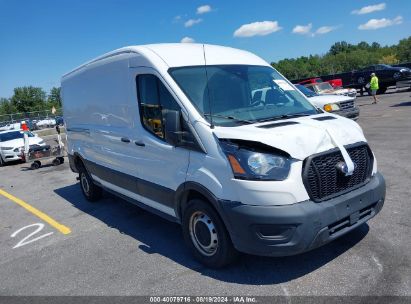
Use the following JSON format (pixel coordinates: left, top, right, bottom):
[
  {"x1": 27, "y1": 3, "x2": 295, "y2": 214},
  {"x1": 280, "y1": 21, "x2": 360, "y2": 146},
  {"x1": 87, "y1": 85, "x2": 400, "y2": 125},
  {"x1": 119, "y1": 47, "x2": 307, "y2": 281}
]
[{"x1": 62, "y1": 44, "x2": 385, "y2": 268}]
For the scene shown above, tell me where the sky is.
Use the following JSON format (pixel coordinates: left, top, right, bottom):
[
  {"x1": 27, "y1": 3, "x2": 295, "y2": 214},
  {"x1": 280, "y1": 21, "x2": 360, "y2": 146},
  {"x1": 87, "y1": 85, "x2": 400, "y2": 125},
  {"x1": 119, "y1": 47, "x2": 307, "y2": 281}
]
[{"x1": 0, "y1": 0, "x2": 410, "y2": 98}]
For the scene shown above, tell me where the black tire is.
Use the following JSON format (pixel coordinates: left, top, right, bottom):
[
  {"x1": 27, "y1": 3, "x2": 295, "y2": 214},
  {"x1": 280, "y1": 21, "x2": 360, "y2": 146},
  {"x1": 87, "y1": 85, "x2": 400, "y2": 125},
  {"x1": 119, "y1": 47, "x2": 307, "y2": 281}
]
[
  {"x1": 0, "y1": 155, "x2": 5, "y2": 167},
  {"x1": 78, "y1": 163, "x2": 102, "y2": 202},
  {"x1": 182, "y1": 199, "x2": 237, "y2": 268},
  {"x1": 357, "y1": 76, "x2": 366, "y2": 85},
  {"x1": 31, "y1": 161, "x2": 41, "y2": 170},
  {"x1": 57, "y1": 157, "x2": 64, "y2": 164},
  {"x1": 393, "y1": 72, "x2": 401, "y2": 80},
  {"x1": 52, "y1": 158, "x2": 61, "y2": 166}
]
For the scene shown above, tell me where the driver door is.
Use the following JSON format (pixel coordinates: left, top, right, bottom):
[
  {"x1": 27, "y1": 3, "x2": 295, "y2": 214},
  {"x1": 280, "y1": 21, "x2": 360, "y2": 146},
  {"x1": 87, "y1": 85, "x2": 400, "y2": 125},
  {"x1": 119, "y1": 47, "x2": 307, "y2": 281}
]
[{"x1": 127, "y1": 67, "x2": 191, "y2": 217}]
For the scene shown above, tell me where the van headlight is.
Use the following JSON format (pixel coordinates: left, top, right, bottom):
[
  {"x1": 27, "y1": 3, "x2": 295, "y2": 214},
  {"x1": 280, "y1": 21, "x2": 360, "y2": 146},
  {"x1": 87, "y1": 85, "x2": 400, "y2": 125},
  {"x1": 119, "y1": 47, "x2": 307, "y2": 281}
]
[
  {"x1": 323, "y1": 103, "x2": 340, "y2": 112},
  {"x1": 220, "y1": 141, "x2": 291, "y2": 181},
  {"x1": 1, "y1": 147, "x2": 13, "y2": 151}
]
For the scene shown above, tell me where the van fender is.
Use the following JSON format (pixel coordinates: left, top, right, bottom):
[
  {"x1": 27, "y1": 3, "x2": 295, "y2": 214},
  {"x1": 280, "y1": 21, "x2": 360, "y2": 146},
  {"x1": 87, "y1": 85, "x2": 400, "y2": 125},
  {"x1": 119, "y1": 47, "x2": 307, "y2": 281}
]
[
  {"x1": 174, "y1": 181, "x2": 237, "y2": 238},
  {"x1": 69, "y1": 151, "x2": 88, "y2": 173}
]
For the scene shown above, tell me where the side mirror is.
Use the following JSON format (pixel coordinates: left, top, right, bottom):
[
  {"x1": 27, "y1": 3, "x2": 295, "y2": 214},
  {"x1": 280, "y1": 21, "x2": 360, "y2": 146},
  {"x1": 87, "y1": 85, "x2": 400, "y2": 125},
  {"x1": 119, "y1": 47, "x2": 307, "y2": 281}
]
[
  {"x1": 164, "y1": 110, "x2": 182, "y2": 146},
  {"x1": 164, "y1": 110, "x2": 198, "y2": 149}
]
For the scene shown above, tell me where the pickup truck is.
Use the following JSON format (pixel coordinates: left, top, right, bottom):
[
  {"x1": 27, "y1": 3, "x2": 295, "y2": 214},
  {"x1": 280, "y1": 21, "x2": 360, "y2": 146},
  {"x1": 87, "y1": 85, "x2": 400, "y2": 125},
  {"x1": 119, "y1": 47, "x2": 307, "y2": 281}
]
[
  {"x1": 297, "y1": 77, "x2": 343, "y2": 88},
  {"x1": 293, "y1": 64, "x2": 411, "y2": 95}
]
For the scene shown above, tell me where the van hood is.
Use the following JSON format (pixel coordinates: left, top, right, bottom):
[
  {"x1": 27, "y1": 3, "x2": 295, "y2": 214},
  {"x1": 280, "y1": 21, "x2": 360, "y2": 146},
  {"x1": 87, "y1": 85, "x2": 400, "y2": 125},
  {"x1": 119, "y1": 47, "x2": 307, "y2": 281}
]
[
  {"x1": 308, "y1": 94, "x2": 354, "y2": 107},
  {"x1": 212, "y1": 114, "x2": 366, "y2": 160}
]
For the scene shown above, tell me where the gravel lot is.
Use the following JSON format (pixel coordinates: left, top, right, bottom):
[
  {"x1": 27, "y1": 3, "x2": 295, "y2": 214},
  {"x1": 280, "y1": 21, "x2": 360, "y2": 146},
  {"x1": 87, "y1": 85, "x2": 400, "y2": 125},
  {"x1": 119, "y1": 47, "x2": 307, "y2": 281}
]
[{"x1": 0, "y1": 90, "x2": 410, "y2": 297}]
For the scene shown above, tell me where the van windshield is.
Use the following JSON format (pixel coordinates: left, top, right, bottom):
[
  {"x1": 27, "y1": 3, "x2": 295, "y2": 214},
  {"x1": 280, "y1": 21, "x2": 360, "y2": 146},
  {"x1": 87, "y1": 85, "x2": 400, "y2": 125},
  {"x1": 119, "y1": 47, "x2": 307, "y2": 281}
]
[{"x1": 169, "y1": 65, "x2": 317, "y2": 126}]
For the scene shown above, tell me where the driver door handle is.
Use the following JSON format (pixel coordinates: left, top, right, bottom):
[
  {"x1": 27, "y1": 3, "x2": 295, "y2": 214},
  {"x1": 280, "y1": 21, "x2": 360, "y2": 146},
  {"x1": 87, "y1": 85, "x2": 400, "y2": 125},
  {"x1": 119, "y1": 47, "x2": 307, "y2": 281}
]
[{"x1": 135, "y1": 141, "x2": 145, "y2": 147}]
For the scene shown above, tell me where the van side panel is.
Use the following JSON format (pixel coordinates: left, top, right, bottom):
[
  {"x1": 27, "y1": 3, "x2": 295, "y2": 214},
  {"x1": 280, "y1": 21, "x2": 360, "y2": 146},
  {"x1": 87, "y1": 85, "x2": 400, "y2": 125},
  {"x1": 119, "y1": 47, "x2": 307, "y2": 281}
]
[{"x1": 63, "y1": 53, "x2": 142, "y2": 178}]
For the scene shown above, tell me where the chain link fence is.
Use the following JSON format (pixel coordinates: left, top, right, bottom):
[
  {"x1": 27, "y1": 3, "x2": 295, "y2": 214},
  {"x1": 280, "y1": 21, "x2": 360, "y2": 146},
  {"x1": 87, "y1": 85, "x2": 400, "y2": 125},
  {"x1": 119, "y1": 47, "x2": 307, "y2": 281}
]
[{"x1": 0, "y1": 109, "x2": 63, "y2": 129}]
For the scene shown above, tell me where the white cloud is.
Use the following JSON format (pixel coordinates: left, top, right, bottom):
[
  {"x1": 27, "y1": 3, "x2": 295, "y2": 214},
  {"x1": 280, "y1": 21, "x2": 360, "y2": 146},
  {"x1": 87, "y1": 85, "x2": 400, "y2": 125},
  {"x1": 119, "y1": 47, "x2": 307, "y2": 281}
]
[
  {"x1": 197, "y1": 5, "x2": 212, "y2": 15},
  {"x1": 184, "y1": 18, "x2": 203, "y2": 28},
  {"x1": 233, "y1": 21, "x2": 282, "y2": 38},
  {"x1": 180, "y1": 37, "x2": 195, "y2": 43},
  {"x1": 292, "y1": 23, "x2": 312, "y2": 35},
  {"x1": 315, "y1": 26, "x2": 338, "y2": 35},
  {"x1": 352, "y1": 3, "x2": 386, "y2": 15},
  {"x1": 173, "y1": 15, "x2": 182, "y2": 23},
  {"x1": 358, "y1": 16, "x2": 403, "y2": 30}
]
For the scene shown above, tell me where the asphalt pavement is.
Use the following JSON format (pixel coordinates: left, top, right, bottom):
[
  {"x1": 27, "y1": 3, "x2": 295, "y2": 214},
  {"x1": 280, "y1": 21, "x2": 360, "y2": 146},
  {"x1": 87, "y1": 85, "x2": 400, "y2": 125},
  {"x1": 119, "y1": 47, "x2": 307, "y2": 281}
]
[{"x1": 0, "y1": 90, "x2": 410, "y2": 296}]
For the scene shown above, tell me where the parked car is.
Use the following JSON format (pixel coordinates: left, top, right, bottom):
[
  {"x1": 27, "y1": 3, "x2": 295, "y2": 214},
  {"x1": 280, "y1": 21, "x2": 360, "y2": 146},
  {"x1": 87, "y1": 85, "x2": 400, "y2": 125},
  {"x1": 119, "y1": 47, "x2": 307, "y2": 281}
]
[
  {"x1": 352, "y1": 64, "x2": 411, "y2": 94},
  {"x1": 35, "y1": 118, "x2": 56, "y2": 128},
  {"x1": 0, "y1": 122, "x2": 21, "y2": 132},
  {"x1": 295, "y1": 84, "x2": 359, "y2": 120},
  {"x1": 0, "y1": 130, "x2": 46, "y2": 165},
  {"x1": 62, "y1": 44, "x2": 385, "y2": 268},
  {"x1": 293, "y1": 64, "x2": 411, "y2": 94},
  {"x1": 305, "y1": 82, "x2": 357, "y2": 98}
]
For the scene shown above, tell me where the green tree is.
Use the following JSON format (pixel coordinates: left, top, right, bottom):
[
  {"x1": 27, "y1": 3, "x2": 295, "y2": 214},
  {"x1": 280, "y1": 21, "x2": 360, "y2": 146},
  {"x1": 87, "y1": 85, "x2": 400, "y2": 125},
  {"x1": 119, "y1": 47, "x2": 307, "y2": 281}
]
[
  {"x1": 379, "y1": 54, "x2": 399, "y2": 65},
  {"x1": 0, "y1": 98, "x2": 15, "y2": 115},
  {"x1": 397, "y1": 37, "x2": 411, "y2": 62},
  {"x1": 357, "y1": 41, "x2": 371, "y2": 50},
  {"x1": 47, "y1": 87, "x2": 61, "y2": 109},
  {"x1": 328, "y1": 41, "x2": 353, "y2": 55},
  {"x1": 371, "y1": 42, "x2": 381, "y2": 50},
  {"x1": 272, "y1": 37, "x2": 410, "y2": 80},
  {"x1": 10, "y1": 86, "x2": 47, "y2": 113}
]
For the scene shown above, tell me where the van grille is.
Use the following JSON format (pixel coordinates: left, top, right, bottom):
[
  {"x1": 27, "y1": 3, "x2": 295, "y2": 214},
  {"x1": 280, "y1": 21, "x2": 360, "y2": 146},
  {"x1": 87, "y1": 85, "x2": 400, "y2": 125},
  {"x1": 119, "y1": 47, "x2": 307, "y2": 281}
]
[{"x1": 302, "y1": 143, "x2": 373, "y2": 202}]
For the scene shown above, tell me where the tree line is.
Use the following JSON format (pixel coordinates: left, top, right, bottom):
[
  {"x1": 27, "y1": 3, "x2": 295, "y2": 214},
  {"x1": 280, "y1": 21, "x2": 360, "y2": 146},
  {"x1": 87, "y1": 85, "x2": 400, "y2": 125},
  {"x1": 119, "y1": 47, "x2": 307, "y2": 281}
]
[
  {"x1": 271, "y1": 36, "x2": 411, "y2": 80},
  {"x1": 1, "y1": 36, "x2": 410, "y2": 116},
  {"x1": 0, "y1": 87, "x2": 61, "y2": 116}
]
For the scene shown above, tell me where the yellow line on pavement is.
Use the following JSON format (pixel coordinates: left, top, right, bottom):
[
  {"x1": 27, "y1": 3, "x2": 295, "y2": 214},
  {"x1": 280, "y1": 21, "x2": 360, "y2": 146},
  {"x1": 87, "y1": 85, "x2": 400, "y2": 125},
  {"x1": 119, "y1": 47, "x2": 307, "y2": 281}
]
[{"x1": 0, "y1": 188, "x2": 71, "y2": 235}]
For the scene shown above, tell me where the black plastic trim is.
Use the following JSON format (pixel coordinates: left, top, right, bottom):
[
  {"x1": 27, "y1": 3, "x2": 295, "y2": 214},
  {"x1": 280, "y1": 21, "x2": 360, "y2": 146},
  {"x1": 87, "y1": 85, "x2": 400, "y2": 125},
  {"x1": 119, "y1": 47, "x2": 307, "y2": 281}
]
[
  {"x1": 312, "y1": 116, "x2": 336, "y2": 121},
  {"x1": 68, "y1": 154, "x2": 78, "y2": 173},
  {"x1": 83, "y1": 159, "x2": 175, "y2": 209},
  {"x1": 302, "y1": 141, "x2": 374, "y2": 202},
  {"x1": 220, "y1": 172, "x2": 385, "y2": 257},
  {"x1": 174, "y1": 181, "x2": 235, "y2": 233},
  {"x1": 257, "y1": 121, "x2": 299, "y2": 129},
  {"x1": 103, "y1": 187, "x2": 178, "y2": 223}
]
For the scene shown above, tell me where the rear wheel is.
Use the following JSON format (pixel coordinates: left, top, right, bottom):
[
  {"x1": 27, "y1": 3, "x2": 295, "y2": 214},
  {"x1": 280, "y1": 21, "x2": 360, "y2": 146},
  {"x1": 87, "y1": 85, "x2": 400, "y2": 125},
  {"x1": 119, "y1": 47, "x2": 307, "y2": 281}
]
[
  {"x1": 357, "y1": 76, "x2": 366, "y2": 85},
  {"x1": 182, "y1": 199, "x2": 237, "y2": 268},
  {"x1": 78, "y1": 163, "x2": 102, "y2": 202},
  {"x1": 31, "y1": 161, "x2": 41, "y2": 170}
]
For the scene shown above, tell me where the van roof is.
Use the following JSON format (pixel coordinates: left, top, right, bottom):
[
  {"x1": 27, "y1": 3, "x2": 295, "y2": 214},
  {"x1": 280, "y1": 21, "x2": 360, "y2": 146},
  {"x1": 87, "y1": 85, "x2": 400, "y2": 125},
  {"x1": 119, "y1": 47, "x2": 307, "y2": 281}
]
[{"x1": 62, "y1": 43, "x2": 269, "y2": 79}]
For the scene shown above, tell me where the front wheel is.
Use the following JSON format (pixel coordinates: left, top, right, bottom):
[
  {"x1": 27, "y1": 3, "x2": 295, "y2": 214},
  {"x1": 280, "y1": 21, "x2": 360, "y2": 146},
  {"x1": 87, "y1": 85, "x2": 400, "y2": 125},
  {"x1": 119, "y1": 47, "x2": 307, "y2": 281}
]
[
  {"x1": 357, "y1": 76, "x2": 366, "y2": 85},
  {"x1": 182, "y1": 199, "x2": 237, "y2": 268},
  {"x1": 78, "y1": 164, "x2": 102, "y2": 202}
]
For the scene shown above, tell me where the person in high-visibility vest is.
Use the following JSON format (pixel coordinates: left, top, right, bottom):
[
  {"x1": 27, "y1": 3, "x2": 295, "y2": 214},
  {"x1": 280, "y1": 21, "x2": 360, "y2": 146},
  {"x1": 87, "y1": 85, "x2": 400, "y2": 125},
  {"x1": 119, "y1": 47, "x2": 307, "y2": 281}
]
[{"x1": 370, "y1": 72, "x2": 379, "y2": 104}]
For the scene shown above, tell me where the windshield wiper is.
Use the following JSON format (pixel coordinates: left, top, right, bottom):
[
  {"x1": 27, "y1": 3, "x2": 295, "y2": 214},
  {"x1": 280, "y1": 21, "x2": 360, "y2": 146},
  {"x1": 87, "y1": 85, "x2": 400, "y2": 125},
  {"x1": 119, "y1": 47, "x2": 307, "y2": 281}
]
[
  {"x1": 204, "y1": 114, "x2": 255, "y2": 125},
  {"x1": 257, "y1": 113, "x2": 311, "y2": 123}
]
